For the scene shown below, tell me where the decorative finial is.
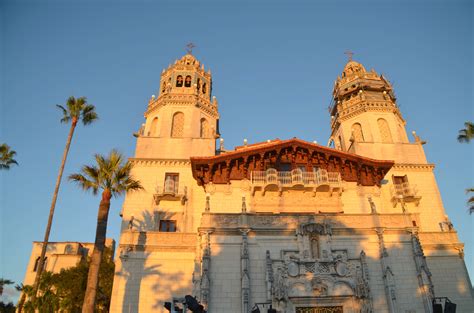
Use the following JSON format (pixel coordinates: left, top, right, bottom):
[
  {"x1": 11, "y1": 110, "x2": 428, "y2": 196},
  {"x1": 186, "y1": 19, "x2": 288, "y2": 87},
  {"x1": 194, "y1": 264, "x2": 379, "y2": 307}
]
[
  {"x1": 186, "y1": 42, "x2": 196, "y2": 54},
  {"x1": 344, "y1": 50, "x2": 354, "y2": 61}
]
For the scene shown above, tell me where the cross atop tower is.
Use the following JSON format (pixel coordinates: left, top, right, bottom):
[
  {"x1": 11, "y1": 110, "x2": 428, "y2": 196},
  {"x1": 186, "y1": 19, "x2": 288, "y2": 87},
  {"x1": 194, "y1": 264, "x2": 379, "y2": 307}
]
[
  {"x1": 186, "y1": 42, "x2": 196, "y2": 54},
  {"x1": 344, "y1": 50, "x2": 354, "y2": 61}
]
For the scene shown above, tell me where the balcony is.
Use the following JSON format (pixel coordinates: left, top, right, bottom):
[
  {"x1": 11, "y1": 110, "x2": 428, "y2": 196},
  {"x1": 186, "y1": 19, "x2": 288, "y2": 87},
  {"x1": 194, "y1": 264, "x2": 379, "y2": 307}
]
[
  {"x1": 250, "y1": 168, "x2": 342, "y2": 196},
  {"x1": 153, "y1": 183, "x2": 188, "y2": 205},
  {"x1": 390, "y1": 182, "x2": 421, "y2": 207}
]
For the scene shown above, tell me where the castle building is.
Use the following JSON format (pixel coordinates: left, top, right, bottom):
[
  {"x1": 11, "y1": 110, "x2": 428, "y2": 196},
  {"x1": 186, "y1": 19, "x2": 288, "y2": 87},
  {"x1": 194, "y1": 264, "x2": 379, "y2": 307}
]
[
  {"x1": 109, "y1": 53, "x2": 474, "y2": 312},
  {"x1": 22, "y1": 239, "x2": 115, "y2": 287}
]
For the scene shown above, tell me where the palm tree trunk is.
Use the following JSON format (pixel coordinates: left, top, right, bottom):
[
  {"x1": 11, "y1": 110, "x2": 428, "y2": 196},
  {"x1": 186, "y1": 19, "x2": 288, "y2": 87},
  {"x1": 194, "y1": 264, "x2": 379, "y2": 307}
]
[
  {"x1": 17, "y1": 292, "x2": 26, "y2": 313},
  {"x1": 32, "y1": 119, "x2": 77, "y2": 300},
  {"x1": 82, "y1": 189, "x2": 112, "y2": 313}
]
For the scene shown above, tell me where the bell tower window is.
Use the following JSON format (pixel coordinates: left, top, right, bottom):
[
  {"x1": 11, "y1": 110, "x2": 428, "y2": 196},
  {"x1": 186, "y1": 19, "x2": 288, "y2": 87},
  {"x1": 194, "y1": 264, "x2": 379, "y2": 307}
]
[
  {"x1": 202, "y1": 82, "x2": 207, "y2": 94},
  {"x1": 197, "y1": 78, "x2": 201, "y2": 91},
  {"x1": 176, "y1": 75, "x2": 183, "y2": 87},
  {"x1": 184, "y1": 75, "x2": 192, "y2": 87},
  {"x1": 171, "y1": 112, "x2": 184, "y2": 137},
  {"x1": 351, "y1": 123, "x2": 364, "y2": 142}
]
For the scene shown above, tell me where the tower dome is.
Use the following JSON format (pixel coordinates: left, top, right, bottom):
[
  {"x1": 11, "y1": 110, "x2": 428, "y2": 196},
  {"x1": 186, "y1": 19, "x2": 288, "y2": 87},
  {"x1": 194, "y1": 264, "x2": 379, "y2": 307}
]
[{"x1": 342, "y1": 60, "x2": 367, "y2": 78}]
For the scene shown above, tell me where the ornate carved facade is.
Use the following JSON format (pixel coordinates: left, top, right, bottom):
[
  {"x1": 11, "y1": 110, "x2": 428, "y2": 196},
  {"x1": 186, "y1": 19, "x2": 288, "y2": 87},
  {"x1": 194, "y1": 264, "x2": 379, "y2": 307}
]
[{"x1": 109, "y1": 53, "x2": 474, "y2": 312}]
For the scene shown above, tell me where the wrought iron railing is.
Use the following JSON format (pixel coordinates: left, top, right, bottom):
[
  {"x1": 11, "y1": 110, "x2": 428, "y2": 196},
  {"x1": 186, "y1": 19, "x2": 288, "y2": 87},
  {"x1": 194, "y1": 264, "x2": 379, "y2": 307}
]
[
  {"x1": 390, "y1": 182, "x2": 418, "y2": 198},
  {"x1": 250, "y1": 168, "x2": 341, "y2": 187}
]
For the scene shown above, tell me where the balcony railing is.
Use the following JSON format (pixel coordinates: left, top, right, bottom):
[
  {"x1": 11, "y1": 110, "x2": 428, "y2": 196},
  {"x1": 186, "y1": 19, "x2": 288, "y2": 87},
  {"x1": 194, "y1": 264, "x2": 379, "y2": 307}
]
[
  {"x1": 250, "y1": 168, "x2": 342, "y2": 196},
  {"x1": 154, "y1": 185, "x2": 188, "y2": 205},
  {"x1": 390, "y1": 182, "x2": 421, "y2": 207}
]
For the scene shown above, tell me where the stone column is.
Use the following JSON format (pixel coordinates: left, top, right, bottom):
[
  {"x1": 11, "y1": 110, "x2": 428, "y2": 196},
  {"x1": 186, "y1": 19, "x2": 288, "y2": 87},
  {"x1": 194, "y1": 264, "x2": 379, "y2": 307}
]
[
  {"x1": 265, "y1": 250, "x2": 273, "y2": 303},
  {"x1": 376, "y1": 229, "x2": 398, "y2": 313},
  {"x1": 410, "y1": 232, "x2": 434, "y2": 313},
  {"x1": 200, "y1": 230, "x2": 213, "y2": 310},
  {"x1": 240, "y1": 229, "x2": 251, "y2": 313},
  {"x1": 192, "y1": 233, "x2": 203, "y2": 298}
]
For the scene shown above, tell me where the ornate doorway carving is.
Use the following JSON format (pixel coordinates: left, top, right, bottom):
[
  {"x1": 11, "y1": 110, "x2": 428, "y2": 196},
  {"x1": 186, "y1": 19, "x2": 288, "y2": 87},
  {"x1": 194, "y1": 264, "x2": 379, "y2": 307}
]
[{"x1": 296, "y1": 307, "x2": 343, "y2": 313}]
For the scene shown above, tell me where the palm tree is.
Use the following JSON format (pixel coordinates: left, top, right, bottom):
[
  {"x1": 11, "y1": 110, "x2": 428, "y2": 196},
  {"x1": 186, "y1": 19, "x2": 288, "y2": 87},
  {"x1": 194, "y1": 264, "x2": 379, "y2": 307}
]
[
  {"x1": 466, "y1": 188, "x2": 474, "y2": 214},
  {"x1": 457, "y1": 121, "x2": 474, "y2": 143},
  {"x1": 0, "y1": 144, "x2": 18, "y2": 170},
  {"x1": 15, "y1": 284, "x2": 28, "y2": 313},
  {"x1": 0, "y1": 278, "x2": 14, "y2": 296},
  {"x1": 69, "y1": 150, "x2": 142, "y2": 313},
  {"x1": 32, "y1": 96, "x2": 98, "y2": 300}
]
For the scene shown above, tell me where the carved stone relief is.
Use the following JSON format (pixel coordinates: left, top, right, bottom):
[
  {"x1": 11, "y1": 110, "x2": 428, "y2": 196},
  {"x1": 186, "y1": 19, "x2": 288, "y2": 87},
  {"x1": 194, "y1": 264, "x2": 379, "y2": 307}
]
[{"x1": 266, "y1": 222, "x2": 373, "y2": 313}]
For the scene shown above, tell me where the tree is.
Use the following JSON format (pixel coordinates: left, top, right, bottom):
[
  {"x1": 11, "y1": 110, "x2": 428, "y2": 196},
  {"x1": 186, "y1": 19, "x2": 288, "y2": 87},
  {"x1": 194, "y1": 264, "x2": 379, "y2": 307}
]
[
  {"x1": 0, "y1": 301, "x2": 16, "y2": 313},
  {"x1": 15, "y1": 284, "x2": 28, "y2": 313},
  {"x1": 0, "y1": 278, "x2": 14, "y2": 296},
  {"x1": 457, "y1": 121, "x2": 474, "y2": 143},
  {"x1": 457, "y1": 121, "x2": 474, "y2": 214},
  {"x1": 33, "y1": 96, "x2": 98, "y2": 300},
  {"x1": 466, "y1": 188, "x2": 474, "y2": 215},
  {"x1": 19, "y1": 248, "x2": 114, "y2": 313},
  {"x1": 69, "y1": 150, "x2": 142, "y2": 313},
  {"x1": 0, "y1": 144, "x2": 18, "y2": 170}
]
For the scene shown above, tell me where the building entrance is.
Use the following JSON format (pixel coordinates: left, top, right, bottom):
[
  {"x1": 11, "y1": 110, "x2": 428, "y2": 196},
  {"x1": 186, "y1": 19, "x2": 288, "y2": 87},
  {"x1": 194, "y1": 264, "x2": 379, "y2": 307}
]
[{"x1": 295, "y1": 307, "x2": 343, "y2": 313}]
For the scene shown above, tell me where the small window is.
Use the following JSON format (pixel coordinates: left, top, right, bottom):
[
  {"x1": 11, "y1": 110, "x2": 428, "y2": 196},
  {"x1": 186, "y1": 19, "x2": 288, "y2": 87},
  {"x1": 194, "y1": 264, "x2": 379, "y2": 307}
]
[
  {"x1": 392, "y1": 175, "x2": 408, "y2": 185},
  {"x1": 164, "y1": 173, "x2": 179, "y2": 194},
  {"x1": 197, "y1": 78, "x2": 201, "y2": 91},
  {"x1": 176, "y1": 75, "x2": 183, "y2": 87},
  {"x1": 159, "y1": 220, "x2": 176, "y2": 232},
  {"x1": 184, "y1": 75, "x2": 192, "y2": 87},
  {"x1": 202, "y1": 82, "x2": 207, "y2": 94}
]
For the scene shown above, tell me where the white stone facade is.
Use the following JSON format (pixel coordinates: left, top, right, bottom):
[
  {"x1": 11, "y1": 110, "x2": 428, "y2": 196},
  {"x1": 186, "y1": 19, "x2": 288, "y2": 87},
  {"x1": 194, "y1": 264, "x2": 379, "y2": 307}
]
[{"x1": 109, "y1": 54, "x2": 474, "y2": 312}]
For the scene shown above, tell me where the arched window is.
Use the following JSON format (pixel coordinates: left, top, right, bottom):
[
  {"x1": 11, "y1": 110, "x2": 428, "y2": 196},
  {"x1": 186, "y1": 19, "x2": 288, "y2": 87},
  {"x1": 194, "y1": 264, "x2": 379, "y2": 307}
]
[
  {"x1": 161, "y1": 82, "x2": 166, "y2": 93},
  {"x1": 378, "y1": 118, "x2": 393, "y2": 143},
  {"x1": 184, "y1": 75, "x2": 192, "y2": 87},
  {"x1": 200, "y1": 118, "x2": 210, "y2": 138},
  {"x1": 202, "y1": 82, "x2": 207, "y2": 94},
  {"x1": 351, "y1": 123, "x2": 364, "y2": 142},
  {"x1": 171, "y1": 112, "x2": 184, "y2": 137},
  {"x1": 176, "y1": 75, "x2": 183, "y2": 87},
  {"x1": 33, "y1": 256, "x2": 47, "y2": 272},
  {"x1": 196, "y1": 78, "x2": 201, "y2": 91},
  {"x1": 149, "y1": 117, "x2": 159, "y2": 136}
]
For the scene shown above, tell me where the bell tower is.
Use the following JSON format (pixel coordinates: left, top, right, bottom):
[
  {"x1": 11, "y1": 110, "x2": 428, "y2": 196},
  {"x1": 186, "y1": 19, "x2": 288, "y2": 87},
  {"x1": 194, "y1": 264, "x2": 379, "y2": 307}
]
[
  {"x1": 328, "y1": 58, "x2": 427, "y2": 163},
  {"x1": 135, "y1": 52, "x2": 219, "y2": 159}
]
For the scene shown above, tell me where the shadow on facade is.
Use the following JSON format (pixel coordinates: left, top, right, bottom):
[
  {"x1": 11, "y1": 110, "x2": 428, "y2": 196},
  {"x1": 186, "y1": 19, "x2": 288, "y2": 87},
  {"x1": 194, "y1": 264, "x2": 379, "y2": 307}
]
[
  {"x1": 195, "y1": 209, "x2": 474, "y2": 313},
  {"x1": 114, "y1": 206, "x2": 473, "y2": 312},
  {"x1": 116, "y1": 211, "x2": 191, "y2": 312}
]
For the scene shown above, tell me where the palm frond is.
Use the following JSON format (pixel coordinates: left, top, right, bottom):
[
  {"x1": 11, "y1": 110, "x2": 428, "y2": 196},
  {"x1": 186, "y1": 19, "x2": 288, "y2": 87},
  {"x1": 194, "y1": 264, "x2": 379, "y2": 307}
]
[
  {"x1": 58, "y1": 96, "x2": 99, "y2": 125},
  {"x1": 81, "y1": 104, "x2": 98, "y2": 125},
  {"x1": 71, "y1": 150, "x2": 143, "y2": 199},
  {"x1": 0, "y1": 144, "x2": 18, "y2": 170},
  {"x1": 68, "y1": 173, "x2": 99, "y2": 195},
  {"x1": 458, "y1": 121, "x2": 474, "y2": 143},
  {"x1": 56, "y1": 104, "x2": 71, "y2": 124}
]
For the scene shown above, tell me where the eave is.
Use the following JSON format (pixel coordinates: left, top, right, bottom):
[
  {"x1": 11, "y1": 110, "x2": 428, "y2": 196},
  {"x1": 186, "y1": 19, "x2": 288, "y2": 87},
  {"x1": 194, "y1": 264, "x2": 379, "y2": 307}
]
[{"x1": 191, "y1": 138, "x2": 394, "y2": 187}]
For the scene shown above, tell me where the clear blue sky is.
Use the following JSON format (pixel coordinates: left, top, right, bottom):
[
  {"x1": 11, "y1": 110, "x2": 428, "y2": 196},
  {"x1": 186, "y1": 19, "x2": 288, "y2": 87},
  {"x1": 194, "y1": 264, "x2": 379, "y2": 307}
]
[{"x1": 1, "y1": 0, "x2": 472, "y2": 303}]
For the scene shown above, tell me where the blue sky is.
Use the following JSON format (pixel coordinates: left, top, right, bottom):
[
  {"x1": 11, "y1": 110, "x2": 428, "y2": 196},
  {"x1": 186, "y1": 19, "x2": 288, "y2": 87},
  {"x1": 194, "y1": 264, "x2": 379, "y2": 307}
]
[{"x1": 1, "y1": 0, "x2": 473, "y2": 302}]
